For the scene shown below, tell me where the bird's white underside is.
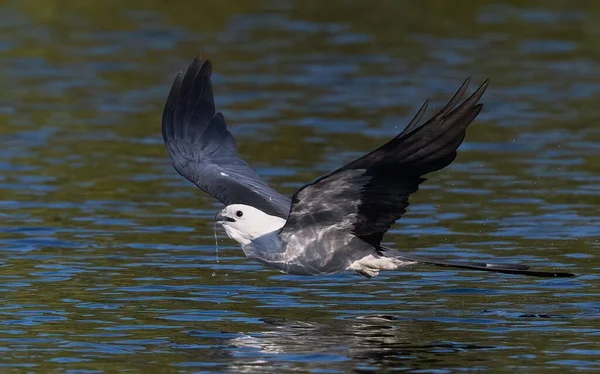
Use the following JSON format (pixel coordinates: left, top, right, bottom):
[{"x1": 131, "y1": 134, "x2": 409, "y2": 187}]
[{"x1": 218, "y1": 204, "x2": 417, "y2": 277}]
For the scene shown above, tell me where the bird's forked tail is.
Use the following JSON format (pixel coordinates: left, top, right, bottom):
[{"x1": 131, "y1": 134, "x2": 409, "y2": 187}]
[{"x1": 379, "y1": 246, "x2": 575, "y2": 278}]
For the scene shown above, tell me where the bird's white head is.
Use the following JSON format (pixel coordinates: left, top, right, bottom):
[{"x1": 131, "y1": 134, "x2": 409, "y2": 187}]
[{"x1": 216, "y1": 204, "x2": 286, "y2": 246}]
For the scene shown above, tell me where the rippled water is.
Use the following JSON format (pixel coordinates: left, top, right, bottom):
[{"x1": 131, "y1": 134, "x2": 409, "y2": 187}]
[{"x1": 1, "y1": 1, "x2": 599, "y2": 372}]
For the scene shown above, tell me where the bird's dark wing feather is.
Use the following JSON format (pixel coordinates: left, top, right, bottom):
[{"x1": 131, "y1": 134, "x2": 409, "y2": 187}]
[
  {"x1": 380, "y1": 246, "x2": 575, "y2": 278},
  {"x1": 162, "y1": 56, "x2": 291, "y2": 218},
  {"x1": 281, "y1": 79, "x2": 486, "y2": 247}
]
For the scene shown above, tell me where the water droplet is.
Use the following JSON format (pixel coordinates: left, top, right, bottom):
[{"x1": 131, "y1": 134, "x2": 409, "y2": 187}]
[{"x1": 213, "y1": 221, "x2": 220, "y2": 263}]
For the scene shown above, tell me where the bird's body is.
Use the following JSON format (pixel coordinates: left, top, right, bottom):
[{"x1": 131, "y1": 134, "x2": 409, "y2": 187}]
[
  {"x1": 162, "y1": 56, "x2": 575, "y2": 279},
  {"x1": 218, "y1": 204, "x2": 407, "y2": 277}
]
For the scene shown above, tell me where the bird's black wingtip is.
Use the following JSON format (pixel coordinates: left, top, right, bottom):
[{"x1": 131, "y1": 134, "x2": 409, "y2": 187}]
[
  {"x1": 476, "y1": 78, "x2": 490, "y2": 93},
  {"x1": 188, "y1": 55, "x2": 212, "y2": 76},
  {"x1": 162, "y1": 55, "x2": 218, "y2": 147},
  {"x1": 460, "y1": 77, "x2": 471, "y2": 89}
]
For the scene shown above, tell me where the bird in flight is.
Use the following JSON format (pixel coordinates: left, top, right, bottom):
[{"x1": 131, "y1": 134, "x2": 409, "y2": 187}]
[{"x1": 162, "y1": 56, "x2": 574, "y2": 278}]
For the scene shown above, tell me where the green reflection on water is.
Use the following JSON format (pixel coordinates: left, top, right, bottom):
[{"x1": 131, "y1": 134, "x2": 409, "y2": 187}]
[{"x1": 0, "y1": 0, "x2": 598, "y2": 372}]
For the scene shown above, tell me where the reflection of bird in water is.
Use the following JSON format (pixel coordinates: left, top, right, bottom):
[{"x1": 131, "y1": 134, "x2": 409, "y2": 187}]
[
  {"x1": 162, "y1": 56, "x2": 574, "y2": 279},
  {"x1": 221, "y1": 317, "x2": 494, "y2": 372}
]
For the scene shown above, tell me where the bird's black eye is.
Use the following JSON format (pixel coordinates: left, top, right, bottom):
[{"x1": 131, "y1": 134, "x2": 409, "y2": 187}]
[{"x1": 236, "y1": 210, "x2": 243, "y2": 217}]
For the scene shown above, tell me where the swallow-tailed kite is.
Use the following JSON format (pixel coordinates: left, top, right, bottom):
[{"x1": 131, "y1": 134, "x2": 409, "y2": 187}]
[{"x1": 162, "y1": 56, "x2": 574, "y2": 278}]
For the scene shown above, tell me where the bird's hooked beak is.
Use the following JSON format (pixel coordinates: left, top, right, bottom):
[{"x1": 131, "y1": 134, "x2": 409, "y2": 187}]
[{"x1": 215, "y1": 211, "x2": 236, "y2": 224}]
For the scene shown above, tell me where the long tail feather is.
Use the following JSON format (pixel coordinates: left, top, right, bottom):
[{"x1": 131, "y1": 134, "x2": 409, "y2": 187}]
[{"x1": 380, "y1": 246, "x2": 575, "y2": 278}]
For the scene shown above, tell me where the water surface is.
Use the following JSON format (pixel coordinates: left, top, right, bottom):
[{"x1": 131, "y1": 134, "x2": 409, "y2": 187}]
[{"x1": 0, "y1": 0, "x2": 599, "y2": 372}]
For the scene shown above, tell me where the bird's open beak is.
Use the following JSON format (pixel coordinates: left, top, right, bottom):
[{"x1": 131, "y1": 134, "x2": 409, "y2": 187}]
[{"x1": 215, "y1": 211, "x2": 235, "y2": 224}]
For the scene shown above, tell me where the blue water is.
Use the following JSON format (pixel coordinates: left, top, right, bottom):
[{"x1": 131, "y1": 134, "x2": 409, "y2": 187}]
[{"x1": 0, "y1": 1, "x2": 598, "y2": 372}]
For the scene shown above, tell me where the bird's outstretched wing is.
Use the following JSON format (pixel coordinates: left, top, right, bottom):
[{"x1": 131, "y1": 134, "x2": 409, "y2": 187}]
[
  {"x1": 162, "y1": 56, "x2": 291, "y2": 218},
  {"x1": 280, "y1": 79, "x2": 486, "y2": 247}
]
